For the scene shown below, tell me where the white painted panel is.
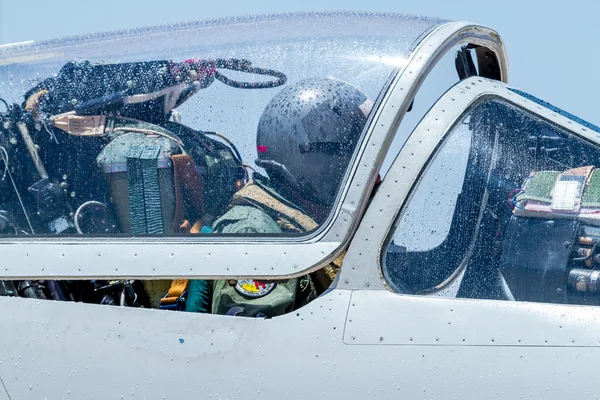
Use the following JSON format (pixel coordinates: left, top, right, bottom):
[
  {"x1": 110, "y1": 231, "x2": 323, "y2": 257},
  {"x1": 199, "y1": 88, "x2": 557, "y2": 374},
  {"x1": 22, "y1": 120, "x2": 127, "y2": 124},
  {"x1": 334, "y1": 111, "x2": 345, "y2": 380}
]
[
  {"x1": 0, "y1": 290, "x2": 351, "y2": 399},
  {"x1": 345, "y1": 290, "x2": 600, "y2": 346}
]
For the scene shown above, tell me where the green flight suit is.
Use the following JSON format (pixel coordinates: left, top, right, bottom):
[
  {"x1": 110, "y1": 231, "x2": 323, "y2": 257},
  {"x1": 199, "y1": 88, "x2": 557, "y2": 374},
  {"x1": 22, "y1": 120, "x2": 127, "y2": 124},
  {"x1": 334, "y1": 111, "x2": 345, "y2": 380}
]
[{"x1": 186, "y1": 176, "x2": 323, "y2": 317}]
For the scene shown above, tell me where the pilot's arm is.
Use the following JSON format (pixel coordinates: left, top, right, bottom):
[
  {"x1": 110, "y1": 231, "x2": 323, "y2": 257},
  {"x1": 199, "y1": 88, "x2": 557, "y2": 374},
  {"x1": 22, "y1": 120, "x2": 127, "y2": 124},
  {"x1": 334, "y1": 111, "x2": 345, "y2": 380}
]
[{"x1": 185, "y1": 206, "x2": 282, "y2": 314}]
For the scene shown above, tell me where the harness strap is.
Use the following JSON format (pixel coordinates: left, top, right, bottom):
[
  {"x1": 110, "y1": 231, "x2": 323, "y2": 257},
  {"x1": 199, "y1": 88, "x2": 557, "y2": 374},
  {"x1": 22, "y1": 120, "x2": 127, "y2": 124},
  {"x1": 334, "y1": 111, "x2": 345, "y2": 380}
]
[
  {"x1": 126, "y1": 144, "x2": 164, "y2": 234},
  {"x1": 126, "y1": 150, "x2": 146, "y2": 234},
  {"x1": 160, "y1": 154, "x2": 206, "y2": 309},
  {"x1": 231, "y1": 182, "x2": 318, "y2": 232},
  {"x1": 232, "y1": 182, "x2": 342, "y2": 292},
  {"x1": 142, "y1": 145, "x2": 164, "y2": 233},
  {"x1": 160, "y1": 279, "x2": 189, "y2": 306},
  {"x1": 159, "y1": 219, "x2": 203, "y2": 308},
  {"x1": 171, "y1": 154, "x2": 204, "y2": 232}
]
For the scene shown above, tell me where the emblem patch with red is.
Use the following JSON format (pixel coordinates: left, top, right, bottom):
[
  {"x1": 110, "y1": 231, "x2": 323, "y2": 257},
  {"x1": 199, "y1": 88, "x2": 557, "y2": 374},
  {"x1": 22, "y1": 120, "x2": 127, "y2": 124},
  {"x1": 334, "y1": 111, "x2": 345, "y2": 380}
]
[{"x1": 234, "y1": 279, "x2": 276, "y2": 297}]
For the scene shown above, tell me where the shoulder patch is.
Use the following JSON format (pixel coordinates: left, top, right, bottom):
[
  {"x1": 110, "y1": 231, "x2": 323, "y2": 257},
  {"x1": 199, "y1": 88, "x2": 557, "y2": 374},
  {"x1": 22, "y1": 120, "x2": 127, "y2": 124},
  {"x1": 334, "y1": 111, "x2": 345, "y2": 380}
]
[{"x1": 234, "y1": 279, "x2": 277, "y2": 298}]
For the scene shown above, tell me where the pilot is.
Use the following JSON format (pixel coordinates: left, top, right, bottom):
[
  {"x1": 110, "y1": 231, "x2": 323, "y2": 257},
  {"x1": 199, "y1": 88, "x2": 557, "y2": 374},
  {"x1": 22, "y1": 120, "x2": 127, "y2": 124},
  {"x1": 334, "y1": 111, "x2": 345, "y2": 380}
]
[{"x1": 183, "y1": 77, "x2": 373, "y2": 317}]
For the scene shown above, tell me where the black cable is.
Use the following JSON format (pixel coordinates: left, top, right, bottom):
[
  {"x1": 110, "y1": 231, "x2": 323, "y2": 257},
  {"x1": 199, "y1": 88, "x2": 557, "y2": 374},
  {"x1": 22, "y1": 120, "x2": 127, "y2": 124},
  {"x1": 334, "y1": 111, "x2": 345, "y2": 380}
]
[
  {"x1": 209, "y1": 58, "x2": 287, "y2": 89},
  {"x1": 0, "y1": 98, "x2": 9, "y2": 113},
  {"x1": 573, "y1": 241, "x2": 600, "y2": 262},
  {"x1": 203, "y1": 131, "x2": 243, "y2": 164},
  {"x1": 214, "y1": 69, "x2": 287, "y2": 89}
]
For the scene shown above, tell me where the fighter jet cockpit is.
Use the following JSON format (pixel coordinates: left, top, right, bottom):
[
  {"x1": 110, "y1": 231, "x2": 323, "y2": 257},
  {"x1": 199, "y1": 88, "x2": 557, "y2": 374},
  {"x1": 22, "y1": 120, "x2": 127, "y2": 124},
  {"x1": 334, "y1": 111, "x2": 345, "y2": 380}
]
[
  {"x1": 384, "y1": 90, "x2": 600, "y2": 307},
  {"x1": 0, "y1": 12, "x2": 447, "y2": 315},
  {"x1": 4, "y1": 9, "x2": 596, "y2": 316}
]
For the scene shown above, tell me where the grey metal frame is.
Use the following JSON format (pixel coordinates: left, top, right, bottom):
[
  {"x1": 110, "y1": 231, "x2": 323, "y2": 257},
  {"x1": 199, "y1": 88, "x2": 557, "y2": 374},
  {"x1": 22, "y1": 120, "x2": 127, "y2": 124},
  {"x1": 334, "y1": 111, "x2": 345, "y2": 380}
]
[{"x1": 0, "y1": 21, "x2": 508, "y2": 280}]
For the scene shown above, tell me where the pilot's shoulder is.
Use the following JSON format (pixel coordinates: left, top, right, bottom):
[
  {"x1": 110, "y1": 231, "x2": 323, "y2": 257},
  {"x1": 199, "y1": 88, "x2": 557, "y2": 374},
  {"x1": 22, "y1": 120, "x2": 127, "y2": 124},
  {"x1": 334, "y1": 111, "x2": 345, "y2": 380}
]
[{"x1": 213, "y1": 205, "x2": 282, "y2": 234}]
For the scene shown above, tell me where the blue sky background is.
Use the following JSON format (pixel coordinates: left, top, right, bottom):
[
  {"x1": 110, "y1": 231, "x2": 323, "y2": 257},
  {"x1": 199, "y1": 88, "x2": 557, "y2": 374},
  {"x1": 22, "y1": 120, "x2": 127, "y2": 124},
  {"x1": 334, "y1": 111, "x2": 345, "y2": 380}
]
[{"x1": 0, "y1": 0, "x2": 597, "y2": 125}]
